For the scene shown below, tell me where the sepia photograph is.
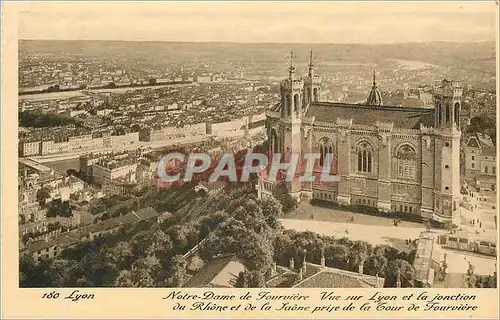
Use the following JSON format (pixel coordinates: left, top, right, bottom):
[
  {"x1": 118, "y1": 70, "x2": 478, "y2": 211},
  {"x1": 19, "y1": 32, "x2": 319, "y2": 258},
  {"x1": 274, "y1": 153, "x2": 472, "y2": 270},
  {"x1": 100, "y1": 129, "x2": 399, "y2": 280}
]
[{"x1": 10, "y1": 0, "x2": 499, "y2": 297}]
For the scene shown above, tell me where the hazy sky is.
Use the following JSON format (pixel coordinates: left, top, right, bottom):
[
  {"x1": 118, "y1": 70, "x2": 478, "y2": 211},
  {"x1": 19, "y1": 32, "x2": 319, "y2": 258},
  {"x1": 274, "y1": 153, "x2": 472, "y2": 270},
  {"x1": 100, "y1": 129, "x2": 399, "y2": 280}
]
[{"x1": 17, "y1": 1, "x2": 497, "y2": 43}]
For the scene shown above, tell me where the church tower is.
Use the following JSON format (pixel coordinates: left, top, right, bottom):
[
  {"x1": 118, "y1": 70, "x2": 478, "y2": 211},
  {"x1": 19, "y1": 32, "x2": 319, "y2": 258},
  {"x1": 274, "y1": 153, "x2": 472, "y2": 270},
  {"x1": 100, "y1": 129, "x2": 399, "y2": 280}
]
[
  {"x1": 432, "y1": 79, "x2": 462, "y2": 224},
  {"x1": 303, "y1": 50, "x2": 322, "y2": 106},
  {"x1": 277, "y1": 52, "x2": 304, "y2": 198}
]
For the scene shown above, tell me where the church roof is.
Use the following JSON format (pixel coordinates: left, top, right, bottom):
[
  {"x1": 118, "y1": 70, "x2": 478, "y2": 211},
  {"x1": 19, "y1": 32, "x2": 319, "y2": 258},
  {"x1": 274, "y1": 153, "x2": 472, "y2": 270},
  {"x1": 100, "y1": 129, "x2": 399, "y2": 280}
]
[
  {"x1": 306, "y1": 102, "x2": 434, "y2": 129},
  {"x1": 467, "y1": 133, "x2": 496, "y2": 156},
  {"x1": 293, "y1": 269, "x2": 373, "y2": 288},
  {"x1": 183, "y1": 255, "x2": 244, "y2": 288}
]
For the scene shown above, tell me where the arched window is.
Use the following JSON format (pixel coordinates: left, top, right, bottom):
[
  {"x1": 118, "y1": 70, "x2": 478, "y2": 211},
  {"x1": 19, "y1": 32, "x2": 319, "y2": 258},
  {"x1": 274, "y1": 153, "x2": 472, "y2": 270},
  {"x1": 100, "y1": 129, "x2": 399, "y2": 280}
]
[
  {"x1": 313, "y1": 87, "x2": 318, "y2": 102},
  {"x1": 454, "y1": 102, "x2": 460, "y2": 127},
  {"x1": 307, "y1": 87, "x2": 312, "y2": 104},
  {"x1": 397, "y1": 144, "x2": 417, "y2": 180},
  {"x1": 320, "y1": 146, "x2": 326, "y2": 166},
  {"x1": 485, "y1": 166, "x2": 488, "y2": 174},
  {"x1": 289, "y1": 95, "x2": 294, "y2": 116},
  {"x1": 357, "y1": 150, "x2": 362, "y2": 171},
  {"x1": 445, "y1": 104, "x2": 450, "y2": 124},
  {"x1": 318, "y1": 138, "x2": 334, "y2": 168},
  {"x1": 285, "y1": 95, "x2": 291, "y2": 116},
  {"x1": 356, "y1": 141, "x2": 373, "y2": 173},
  {"x1": 436, "y1": 102, "x2": 441, "y2": 126},
  {"x1": 293, "y1": 94, "x2": 299, "y2": 113}
]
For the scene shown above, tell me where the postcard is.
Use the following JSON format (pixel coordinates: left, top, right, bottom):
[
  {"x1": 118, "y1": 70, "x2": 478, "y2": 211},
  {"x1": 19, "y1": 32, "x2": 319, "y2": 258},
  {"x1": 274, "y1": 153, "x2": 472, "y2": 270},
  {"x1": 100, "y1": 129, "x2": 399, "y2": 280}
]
[{"x1": 1, "y1": 1, "x2": 498, "y2": 319}]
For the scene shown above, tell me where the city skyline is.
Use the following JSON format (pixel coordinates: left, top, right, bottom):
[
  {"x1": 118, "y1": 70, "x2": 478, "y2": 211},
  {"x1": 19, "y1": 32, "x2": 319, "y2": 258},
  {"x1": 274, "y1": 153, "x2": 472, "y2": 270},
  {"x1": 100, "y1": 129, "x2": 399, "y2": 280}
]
[{"x1": 17, "y1": 2, "x2": 497, "y2": 44}]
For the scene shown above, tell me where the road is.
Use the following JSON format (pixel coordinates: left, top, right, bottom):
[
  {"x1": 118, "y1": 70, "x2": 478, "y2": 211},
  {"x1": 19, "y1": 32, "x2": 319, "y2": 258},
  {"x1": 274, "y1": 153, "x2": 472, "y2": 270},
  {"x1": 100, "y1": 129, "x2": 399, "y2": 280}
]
[{"x1": 280, "y1": 218, "x2": 497, "y2": 276}]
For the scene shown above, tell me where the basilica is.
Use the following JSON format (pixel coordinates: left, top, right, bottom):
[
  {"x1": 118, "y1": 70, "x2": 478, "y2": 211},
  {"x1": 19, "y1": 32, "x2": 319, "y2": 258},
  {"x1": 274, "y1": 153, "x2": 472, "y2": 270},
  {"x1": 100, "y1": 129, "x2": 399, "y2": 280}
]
[{"x1": 257, "y1": 51, "x2": 462, "y2": 224}]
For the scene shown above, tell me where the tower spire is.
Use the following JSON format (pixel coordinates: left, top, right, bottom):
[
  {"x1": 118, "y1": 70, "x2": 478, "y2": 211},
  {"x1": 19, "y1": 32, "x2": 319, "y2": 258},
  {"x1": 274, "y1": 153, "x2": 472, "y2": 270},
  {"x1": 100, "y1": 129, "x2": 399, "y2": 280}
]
[
  {"x1": 366, "y1": 70, "x2": 382, "y2": 106},
  {"x1": 308, "y1": 49, "x2": 314, "y2": 78},
  {"x1": 289, "y1": 51, "x2": 295, "y2": 79}
]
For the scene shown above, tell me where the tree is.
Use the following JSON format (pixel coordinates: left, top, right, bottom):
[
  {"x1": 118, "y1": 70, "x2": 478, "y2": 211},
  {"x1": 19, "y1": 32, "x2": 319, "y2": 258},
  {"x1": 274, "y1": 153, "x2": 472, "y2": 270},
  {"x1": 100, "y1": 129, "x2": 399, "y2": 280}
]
[
  {"x1": 47, "y1": 259, "x2": 77, "y2": 287},
  {"x1": 266, "y1": 214, "x2": 278, "y2": 229},
  {"x1": 197, "y1": 211, "x2": 227, "y2": 239},
  {"x1": 114, "y1": 270, "x2": 134, "y2": 287},
  {"x1": 19, "y1": 110, "x2": 78, "y2": 128},
  {"x1": 130, "y1": 124, "x2": 142, "y2": 133},
  {"x1": 166, "y1": 223, "x2": 198, "y2": 253},
  {"x1": 166, "y1": 255, "x2": 188, "y2": 287},
  {"x1": 77, "y1": 250, "x2": 98, "y2": 286},
  {"x1": 237, "y1": 231, "x2": 274, "y2": 273},
  {"x1": 349, "y1": 240, "x2": 372, "y2": 272},
  {"x1": 47, "y1": 199, "x2": 73, "y2": 218},
  {"x1": 272, "y1": 185, "x2": 297, "y2": 213},
  {"x1": 468, "y1": 114, "x2": 497, "y2": 145},
  {"x1": 112, "y1": 242, "x2": 134, "y2": 270},
  {"x1": 131, "y1": 231, "x2": 155, "y2": 257},
  {"x1": 466, "y1": 262, "x2": 477, "y2": 288},
  {"x1": 67, "y1": 169, "x2": 78, "y2": 177},
  {"x1": 365, "y1": 245, "x2": 389, "y2": 278},
  {"x1": 324, "y1": 243, "x2": 350, "y2": 270},
  {"x1": 476, "y1": 275, "x2": 497, "y2": 288},
  {"x1": 198, "y1": 218, "x2": 247, "y2": 262},
  {"x1": 384, "y1": 259, "x2": 416, "y2": 288},
  {"x1": 245, "y1": 270, "x2": 266, "y2": 288},
  {"x1": 19, "y1": 255, "x2": 71, "y2": 288},
  {"x1": 36, "y1": 187, "x2": 51, "y2": 203},
  {"x1": 235, "y1": 271, "x2": 246, "y2": 288},
  {"x1": 131, "y1": 254, "x2": 162, "y2": 287},
  {"x1": 90, "y1": 246, "x2": 119, "y2": 286},
  {"x1": 273, "y1": 231, "x2": 295, "y2": 265},
  {"x1": 149, "y1": 230, "x2": 174, "y2": 263},
  {"x1": 260, "y1": 196, "x2": 283, "y2": 218},
  {"x1": 19, "y1": 254, "x2": 37, "y2": 287}
]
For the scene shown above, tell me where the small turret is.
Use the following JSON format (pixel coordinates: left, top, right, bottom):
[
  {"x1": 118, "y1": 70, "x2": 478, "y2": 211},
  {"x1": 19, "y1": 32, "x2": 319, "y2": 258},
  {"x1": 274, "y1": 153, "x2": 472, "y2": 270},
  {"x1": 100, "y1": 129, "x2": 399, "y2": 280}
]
[
  {"x1": 288, "y1": 51, "x2": 295, "y2": 81},
  {"x1": 366, "y1": 71, "x2": 383, "y2": 106},
  {"x1": 308, "y1": 49, "x2": 314, "y2": 78}
]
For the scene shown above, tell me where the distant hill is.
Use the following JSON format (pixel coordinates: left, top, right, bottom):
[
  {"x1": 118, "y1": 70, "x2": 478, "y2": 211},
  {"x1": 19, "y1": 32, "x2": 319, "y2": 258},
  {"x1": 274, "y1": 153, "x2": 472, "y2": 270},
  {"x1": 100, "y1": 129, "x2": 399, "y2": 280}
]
[
  {"x1": 19, "y1": 40, "x2": 496, "y2": 90},
  {"x1": 19, "y1": 40, "x2": 495, "y2": 67}
]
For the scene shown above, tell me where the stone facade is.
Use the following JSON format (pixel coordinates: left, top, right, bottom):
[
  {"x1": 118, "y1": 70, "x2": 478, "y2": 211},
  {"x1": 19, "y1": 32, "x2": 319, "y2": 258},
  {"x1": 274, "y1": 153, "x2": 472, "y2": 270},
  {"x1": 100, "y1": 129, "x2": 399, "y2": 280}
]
[
  {"x1": 464, "y1": 133, "x2": 497, "y2": 191},
  {"x1": 257, "y1": 52, "x2": 463, "y2": 224}
]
